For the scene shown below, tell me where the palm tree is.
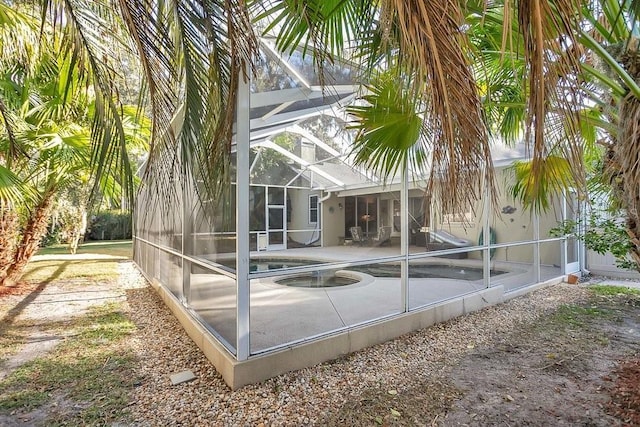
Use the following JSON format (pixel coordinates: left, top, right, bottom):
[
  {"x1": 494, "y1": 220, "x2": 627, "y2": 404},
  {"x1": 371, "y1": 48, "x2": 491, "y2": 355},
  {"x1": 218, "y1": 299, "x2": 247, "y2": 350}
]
[
  {"x1": 254, "y1": 0, "x2": 640, "y2": 268},
  {"x1": 577, "y1": 1, "x2": 640, "y2": 267},
  {"x1": 0, "y1": 32, "x2": 96, "y2": 285},
  {"x1": 497, "y1": 0, "x2": 640, "y2": 267},
  {"x1": 0, "y1": 1, "x2": 146, "y2": 287},
  {"x1": 10, "y1": 1, "x2": 634, "y2": 267}
]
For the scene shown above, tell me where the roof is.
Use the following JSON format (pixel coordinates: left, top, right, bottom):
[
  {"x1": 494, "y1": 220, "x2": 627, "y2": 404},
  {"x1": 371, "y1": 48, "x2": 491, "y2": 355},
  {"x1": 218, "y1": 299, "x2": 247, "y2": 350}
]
[{"x1": 232, "y1": 39, "x2": 531, "y2": 193}]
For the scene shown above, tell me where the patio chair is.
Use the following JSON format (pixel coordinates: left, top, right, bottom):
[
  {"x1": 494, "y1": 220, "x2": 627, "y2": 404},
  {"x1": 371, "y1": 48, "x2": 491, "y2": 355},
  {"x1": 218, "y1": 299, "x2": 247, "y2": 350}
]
[
  {"x1": 349, "y1": 226, "x2": 367, "y2": 246},
  {"x1": 372, "y1": 226, "x2": 392, "y2": 246}
]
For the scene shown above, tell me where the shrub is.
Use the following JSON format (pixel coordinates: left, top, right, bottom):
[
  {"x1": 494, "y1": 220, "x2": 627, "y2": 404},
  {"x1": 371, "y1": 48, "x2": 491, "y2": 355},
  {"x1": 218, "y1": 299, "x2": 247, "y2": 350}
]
[
  {"x1": 551, "y1": 212, "x2": 637, "y2": 271},
  {"x1": 87, "y1": 211, "x2": 132, "y2": 241}
]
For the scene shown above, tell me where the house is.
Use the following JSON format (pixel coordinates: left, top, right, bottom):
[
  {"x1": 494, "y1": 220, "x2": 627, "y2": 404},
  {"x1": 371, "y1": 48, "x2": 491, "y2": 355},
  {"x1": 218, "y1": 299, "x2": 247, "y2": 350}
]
[{"x1": 133, "y1": 39, "x2": 584, "y2": 389}]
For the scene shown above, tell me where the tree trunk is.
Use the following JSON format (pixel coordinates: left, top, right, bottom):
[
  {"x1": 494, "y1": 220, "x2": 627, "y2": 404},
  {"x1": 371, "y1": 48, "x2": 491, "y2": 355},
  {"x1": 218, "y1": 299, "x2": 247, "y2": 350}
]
[
  {"x1": 619, "y1": 92, "x2": 640, "y2": 270},
  {"x1": 67, "y1": 207, "x2": 87, "y2": 255},
  {"x1": 611, "y1": 43, "x2": 640, "y2": 271},
  {"x1": 0, "y1": 191, "x2": 56, "y2": 288},
  {"x1": 0, "y1": 203, "x2": 19, "y2": 280}
]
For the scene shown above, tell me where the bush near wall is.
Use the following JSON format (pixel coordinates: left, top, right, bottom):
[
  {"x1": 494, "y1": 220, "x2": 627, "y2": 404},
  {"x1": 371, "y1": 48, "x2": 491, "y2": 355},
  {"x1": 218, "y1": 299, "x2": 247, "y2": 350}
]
[{"x1": 87, "y1": 211, "x2": 132, "y2": 241}]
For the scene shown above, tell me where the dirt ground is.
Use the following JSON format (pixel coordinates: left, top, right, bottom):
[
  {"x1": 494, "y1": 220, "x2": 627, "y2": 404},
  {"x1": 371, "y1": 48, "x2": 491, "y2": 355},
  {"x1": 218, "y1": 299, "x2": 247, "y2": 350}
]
[
  {"x1": 1, "y1": 265, "x2": 639, "y2": 425},
  {"x1": 330, "y1": 285, "x2": 640, "y2": 426},
  {"x1": 444, "y1": 294, "x2": 640, "y2": 426}
]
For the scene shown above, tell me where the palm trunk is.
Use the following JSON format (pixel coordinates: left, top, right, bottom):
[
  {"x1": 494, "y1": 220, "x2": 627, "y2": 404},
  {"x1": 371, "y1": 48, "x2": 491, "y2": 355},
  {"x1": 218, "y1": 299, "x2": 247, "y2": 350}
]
[
  {"x1": 67, "y1": 207, "x2": 87, "y2": 255},
  {"x1": 0, "y1": 203, "x2": 19, "y2": 279},
  {"x1": 0, "y1": 191, "x2": 56, "y2": 288},
  {"x1": 615, "y1": 49, "x2": 640, "y2": 270}
]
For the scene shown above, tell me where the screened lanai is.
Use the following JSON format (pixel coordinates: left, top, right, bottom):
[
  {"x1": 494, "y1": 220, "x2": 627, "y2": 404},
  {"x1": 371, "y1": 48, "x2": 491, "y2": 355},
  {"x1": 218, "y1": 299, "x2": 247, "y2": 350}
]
[{"x1": 133, "y1": 37, "x2": 582, "y2": 388}]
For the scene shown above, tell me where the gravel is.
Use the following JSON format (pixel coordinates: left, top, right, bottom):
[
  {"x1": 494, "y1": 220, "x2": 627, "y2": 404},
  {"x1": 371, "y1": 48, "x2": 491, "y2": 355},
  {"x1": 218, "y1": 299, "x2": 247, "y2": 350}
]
[{"x1": 120, "y1": 262, "x2": 592, "y2": 426}]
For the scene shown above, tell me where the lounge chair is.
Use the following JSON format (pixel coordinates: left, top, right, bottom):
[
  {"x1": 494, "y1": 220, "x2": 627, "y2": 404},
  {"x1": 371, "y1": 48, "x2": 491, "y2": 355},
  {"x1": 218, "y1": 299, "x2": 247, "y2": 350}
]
[
  {"x1": 349, "y1": 226, "x2": 367, "y2": 246},
  {"x1": 372, "y1": 226, "x2": 392, "y2": 246}
]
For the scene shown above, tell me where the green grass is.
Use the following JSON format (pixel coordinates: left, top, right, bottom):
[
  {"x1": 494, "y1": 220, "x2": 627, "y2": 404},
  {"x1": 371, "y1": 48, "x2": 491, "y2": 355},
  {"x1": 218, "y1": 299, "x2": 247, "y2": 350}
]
[
  {"x1": 21, "y1": 259, "x2": 122, "y2": 283},
  {"x1": 589, "y1": 284, "x2": 640, "y2": 296},
  {"x1": 37, "y1": 240, "x2": 132, "y2": 258},
  {"x1": 22, "y1": 241, "x2": 132, "y2": 283},
  {"x1": 550, "y1": 304, "x2": 610, "y2": 327},
  {"x1": 0, "y1": 303, "x2": 138, "y2": 424},
  {"x1": 0, "y1": 390, "x2": 49, "y2": 411}
]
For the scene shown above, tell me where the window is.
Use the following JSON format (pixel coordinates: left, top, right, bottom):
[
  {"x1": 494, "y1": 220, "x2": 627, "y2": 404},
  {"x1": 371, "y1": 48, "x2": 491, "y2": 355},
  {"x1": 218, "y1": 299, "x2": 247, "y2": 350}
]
[{"x1": 309, "y1": 195, "x2": 319, "y2": 223}]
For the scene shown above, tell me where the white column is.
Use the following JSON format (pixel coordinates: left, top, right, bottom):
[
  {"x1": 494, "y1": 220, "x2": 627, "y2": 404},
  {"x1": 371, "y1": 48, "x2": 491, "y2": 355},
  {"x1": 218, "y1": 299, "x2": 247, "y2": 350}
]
[
  {"x1": 533, "y1": 210, "x2": 540, "y2": 283},
  {"x1": 401, "y1": 166, "x2": 409, "y2": 311},
  {"x1": 482, "y1": 181, "x2": 491, "y2": 287},
  {"x1": 236, "y1": 71, "x2": 251, "y2": 361}
]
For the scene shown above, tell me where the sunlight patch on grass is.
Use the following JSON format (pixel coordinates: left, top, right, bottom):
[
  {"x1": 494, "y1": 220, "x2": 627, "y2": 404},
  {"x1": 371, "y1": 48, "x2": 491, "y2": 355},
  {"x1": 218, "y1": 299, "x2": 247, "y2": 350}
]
[
  {"x1": 23, "y1": 240, "x2": 132, "y2": 284},
  {"x1": 21, "y1": 259, "x2": 121, "y2": 283},
  {"x1": 37, "y1": 241, "x2": 132, "y2": 258}
]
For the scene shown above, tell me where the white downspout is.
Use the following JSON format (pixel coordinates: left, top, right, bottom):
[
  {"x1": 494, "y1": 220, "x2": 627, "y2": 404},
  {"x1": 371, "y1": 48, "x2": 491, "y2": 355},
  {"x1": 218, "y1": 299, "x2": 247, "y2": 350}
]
[
  {"x1": 319, "y1": 191, "x2": 332, "y2": 203},
  {"x1": 308, "y1": 191, "x2": 332, "y2": 246}
]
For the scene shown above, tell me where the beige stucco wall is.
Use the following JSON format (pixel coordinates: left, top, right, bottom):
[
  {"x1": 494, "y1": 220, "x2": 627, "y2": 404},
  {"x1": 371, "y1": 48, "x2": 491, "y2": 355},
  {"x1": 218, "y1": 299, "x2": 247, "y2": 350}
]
[
  {"x1": 316, "y1": 168, "x2": 563, "y2": 266},
  {"x1": 321, "y1": 194, "x2": 345, "y2": 247},
  {"x1": 428, "y1": 168, "x2": 562, "y2": 265}
]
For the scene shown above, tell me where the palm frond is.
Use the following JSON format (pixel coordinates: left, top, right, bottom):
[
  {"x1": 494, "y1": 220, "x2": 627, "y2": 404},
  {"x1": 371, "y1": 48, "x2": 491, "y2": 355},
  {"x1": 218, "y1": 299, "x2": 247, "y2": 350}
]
[
  {"x1": 347, "y1": 72, "x2": 423, "y2": 180},
  {"x1": 46, "y1": 0, "x2": 137, "y2": 208},
  {"x1": 119, "y1": 0, "x2": 258, "y2": 222},
  {"x1": 512, "y1": 0, "x2": 587, "y2": 208},
  {"x1": 256, "y1": 0, "x2": 375, "y2": 86},
  {"x1": 0, "y1": 97, "x2": 25, "y2": 167},
  {"x1": 0, "y1": 163, "x2": 32, "y2": 204},
  {"x1": 376, "y1": 0, "x2": 494, "y2": 215},
  {"x1": 0, "y1": 3, "x2": 39, "y2": 69},
  {"x1": 509, "y1": 155, "x2": 575, "y2": 213}
]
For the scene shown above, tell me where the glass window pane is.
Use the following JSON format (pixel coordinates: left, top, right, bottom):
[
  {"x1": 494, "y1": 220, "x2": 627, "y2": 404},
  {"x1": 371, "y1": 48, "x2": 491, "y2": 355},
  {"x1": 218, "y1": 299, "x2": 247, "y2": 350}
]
[
  {"x1": 489, "y1": 168, "x2": 534, "y2": 245},
  {"x1": 540, "y1": 241, "x2": 563, "y2": 281},
  {"x1": 269, "y1": 187, "x2": 285, "y2": 205},
  {"x1": 192, "y1": 185, "x2": 237, "y2": 271},
  {"x1": 490, "y1": 243, "x2": 536, "y2": 292},
  {"x1": 250, "y1": 260, "x2": 403, "y2": 354}
]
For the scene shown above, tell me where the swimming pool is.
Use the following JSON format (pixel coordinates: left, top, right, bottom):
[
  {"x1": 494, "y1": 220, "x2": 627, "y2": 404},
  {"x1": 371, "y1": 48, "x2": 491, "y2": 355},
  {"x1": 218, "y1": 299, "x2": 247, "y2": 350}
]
[
  {"x1": 276, "y1": 272, "x2": 360, "y2": 288},
  {"x1": 246, "y1": 257, "x2": 507, "y2": 287},
  {"x1": 249, "y1": 257, "x2": 320, "y2": 272},
  {"x1": 351, "y1": 264, "x2": 506, "y2": 281}
]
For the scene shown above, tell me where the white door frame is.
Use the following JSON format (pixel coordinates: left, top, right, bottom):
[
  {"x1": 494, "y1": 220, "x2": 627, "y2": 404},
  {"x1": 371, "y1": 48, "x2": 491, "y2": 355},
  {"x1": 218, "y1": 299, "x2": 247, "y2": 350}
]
[
  {"x1": 563, "y1": 190, "x2": 582, "y2": 274},
  {"x1": 266, "y1": 187, "x2": 286, "y2": 251}
]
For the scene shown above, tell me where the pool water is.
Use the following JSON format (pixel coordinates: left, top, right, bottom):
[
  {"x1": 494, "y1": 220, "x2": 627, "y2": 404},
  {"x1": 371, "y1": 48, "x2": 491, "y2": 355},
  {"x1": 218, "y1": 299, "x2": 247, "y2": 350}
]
[
  {"x1": 247, "y1": 258, "x2": 508, "y2": 288},
  {"x1": 249, "y1": 258, "x2": 320, "y2": 272},
  {"x1": 350, "y1": 264, "x2": 506, "y2": 281},
  {"x1": 249, "y1": 258, "x2": 504, "y2": 280},
  {"x1": 276, "y1": 273, "x2": 359, "y2": 288}
]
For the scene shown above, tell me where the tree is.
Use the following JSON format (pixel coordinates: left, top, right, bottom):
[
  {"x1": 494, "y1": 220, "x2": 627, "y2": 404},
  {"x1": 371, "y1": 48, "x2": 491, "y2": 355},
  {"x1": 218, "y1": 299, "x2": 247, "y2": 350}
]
[
  {"x1": 504, "y1": 0, "x2": 640, "y2": 268},
  {"x1": 0, "y1": 1, "x2": 146, "y2": 287},
  {"x1": 125, "y1": 1, "x2": 615, "y2": 209},
  {"x1": 11, "y1": 1, "x2": 635, "y2": 268}
]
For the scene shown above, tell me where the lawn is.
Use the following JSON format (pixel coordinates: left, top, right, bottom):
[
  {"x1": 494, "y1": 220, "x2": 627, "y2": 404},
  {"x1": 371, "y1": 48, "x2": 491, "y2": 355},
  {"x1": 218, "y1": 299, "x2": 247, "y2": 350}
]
[
  {"x1": 21, "y1": 240, "x2": 133, "y2": 283},
  {"x1": 36, "y1": 240, "x2": 132, "y2": 258}
]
